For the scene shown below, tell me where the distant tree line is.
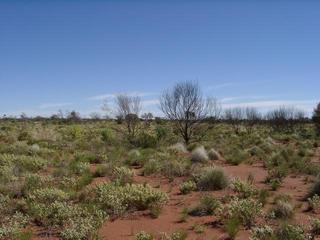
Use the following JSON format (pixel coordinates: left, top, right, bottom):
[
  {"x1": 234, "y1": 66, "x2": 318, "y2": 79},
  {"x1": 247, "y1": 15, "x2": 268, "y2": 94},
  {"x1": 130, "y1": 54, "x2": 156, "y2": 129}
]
[{"x1": 1, "y1": 81, "x2": 319, "y2": 143}]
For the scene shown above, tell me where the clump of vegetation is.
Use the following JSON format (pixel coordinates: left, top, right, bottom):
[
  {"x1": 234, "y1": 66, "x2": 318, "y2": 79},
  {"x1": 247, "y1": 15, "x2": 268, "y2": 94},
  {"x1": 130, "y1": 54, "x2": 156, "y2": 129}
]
[
  {"x1": 188, "y1": 195, "x2": 221, "y2": 216},
  {"x1": 179, "y1": 180, "x2": 197, "y2": 195},
  {"x1": 224, "y1": 198, "x2": 263, "y2": 228},
  {"x1": 224, "y1": 217, "x2": 241, "y2": 240},
  {"x1": 232, "y1": 178, "x2": 257, "y2": 199},
  {"x1": 94, "y1": 183, "x2": 168, "y2": 216},
  {"x1": 271, "y1": 200, "x2": 294, "y2": 220},
  {"x1": 135, "y1": 231, "x2": 154, "y2": 240},
  {"x1": 208, "y1": 148, "x2": 221, "y2": 161},
  {"x1": 194, "y1": 167, "x2": 229, "y2": 191},
  {"x1": 225, "y1": 147, "x2": 249, "y2": 165},
  {"x1": 275, "y1": 223, "x2": 306, "y2": 240},
  {"x1": 191, "y1": 146, "x2": 208, "y2": 163},
  {"x1": 250, "y1": 225, "x2": 274, "y2": 240},
  {"x1": 308, "y1": 194, "x2": 320, "y2": 213}
]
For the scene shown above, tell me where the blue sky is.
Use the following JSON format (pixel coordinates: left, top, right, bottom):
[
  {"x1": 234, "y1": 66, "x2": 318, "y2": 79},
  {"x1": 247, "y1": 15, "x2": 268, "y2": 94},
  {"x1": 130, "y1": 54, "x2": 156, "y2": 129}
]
[{"x1": 0, "y1": 1, "x2": 319, "y2": 117}]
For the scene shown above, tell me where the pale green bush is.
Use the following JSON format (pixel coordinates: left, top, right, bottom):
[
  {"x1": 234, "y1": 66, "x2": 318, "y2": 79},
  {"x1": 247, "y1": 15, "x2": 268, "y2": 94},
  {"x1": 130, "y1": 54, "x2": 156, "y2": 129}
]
[
  {"x1": 208, "y1": 148, "x2": 221, "y2": 160},
  {"x1": 0, "y1": 212, "x2": 29, "y2": 239},
  {"x1": 112, "y1": 166, "x2": 133, "y2": 185},
  {"x1": 191, "y1": 146, "x2": 208, "y2": 163},
  {"x1": 95, "y1": 183, "x2": 168, "y2": 216},
  {"x1": 272, "y1": 200, "x2": 294, "y2": 219},
  {"x1": 225, "y1": 197, "x2": 262, "y2": 228},
  {"x1": 232, "y1": 178, "x2": 257, "y2": 198},
  {"x1": 250, "y1": 225, "x2": 274, "y2": 240},
  {"x1": 275, "y1": 223, "x2": 306, "y2": 240},
  {"x1": 135, "y1": 231, "x2": 154, "y2": 240},
  {"x1": 195, "y1": 167, "x2": 229, "y2": 191},
  {"x1": 179, "y1": 180, "x2": 196, "y2": 195},
  {"x1": 308, "y1": 194, "x2": 320, "y2": 213}
]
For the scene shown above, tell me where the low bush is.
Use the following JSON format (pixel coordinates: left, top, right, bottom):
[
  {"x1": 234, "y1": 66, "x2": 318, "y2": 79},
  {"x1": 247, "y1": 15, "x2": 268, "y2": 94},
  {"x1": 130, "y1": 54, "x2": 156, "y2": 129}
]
[
  {"x1": 225, "y1": 147, "x2": 249, "y2": 165},
  {"x1": 112, "y1": 166, "x2": 133, "y2": 185},
  {"x1": 135, "y1": 231, "x2": 154, "y2": 240},
  {"x1": 208, "y1": 148, "x2": 221, "y2": 161},
  {"x1": 224, "y1": 197, "x2": 262, "y2": 228},
  {"x1": 188, "y1": 195, "x2": 221, "y2": 216},
  {"x1": 275, "y1": 223, "x2": 306, "y2": 240},
  {"x1": 179, "y1": 180, "x2": 196, "y2": 195},
  {"x1": 194, "y1": 167, "x2": 229, "y2": 191},
  {"x1": 224, "y1": 217, "x2": 241, "y2": 240},
  {"x1": 250, "y1": 225, "x2": 274, "y2": 240},
  {"x1": 311, "y1": 219, "x2": 320, "y2": 236},
  {"x1": 95, "y1": 183, "x2": 168, "y2": 216},
  {"x1": 191, "y1": 146, "x2": 208, "y2": 163},
  {"x1": 308, "y1": 194, "x2": 320, "y2": 213},
  {"x1": 143, "y1": 159, "x2": 161, "y2": 176},
  {"x1": 271, "y1": 200, "x2": 294, "y2": 219},
  {"x1": 232, "y1": 178, "x2": 257, "y2": 199}
]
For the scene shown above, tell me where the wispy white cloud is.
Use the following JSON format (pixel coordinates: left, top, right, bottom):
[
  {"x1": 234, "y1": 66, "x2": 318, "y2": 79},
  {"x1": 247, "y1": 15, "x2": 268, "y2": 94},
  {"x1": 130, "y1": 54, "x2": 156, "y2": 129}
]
[
  {"x1": 142, "y1": 99, "x2": 159, "y2": 107},
  {"x1": 221, "y1": 99, "x2": 317, "y2": 112},
  {"x1": 207, "y1": 80, "x2": 272, "y2": 91},
  {"x1": 87, "y1": 92, "x2": 158, "y2": 101},
  {"x1": 39, "y1": 102, "x2": 73, "y2": 109}
]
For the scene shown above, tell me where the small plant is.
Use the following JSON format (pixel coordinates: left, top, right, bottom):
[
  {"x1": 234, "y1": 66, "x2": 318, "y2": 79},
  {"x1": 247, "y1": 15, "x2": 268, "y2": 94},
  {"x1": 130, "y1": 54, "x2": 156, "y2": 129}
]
[
  {"x1": 191, "y1": 146, "x2": 208, "y2": 163},
  {"x1": 195, "y1": 167, "x2": 229, "y2": 191},
  {"x1": 225, "y1": 197, "x2": 262, "y2": 228},
  {"x1": 208, "y1": 148, "x2": 221, "y2": 160},
  {"x1": 225, "y1": 147, "x2": 249, "y2": 165},
  {"x1": 309, "y1": 175, "x2": 320, "y2": 198},
  {"x1": 188, "y1": 195, "x2": 221, "y2": 216},
  {"x1": 94, "y1": 164, "x2": 109, "y2": 177},
  {"x1": 143, "y1": 159, "x2": 161, "y2": 176},
  {"x1": 308, "y1": 194, "x2": 320, "y2": 213},
  {"x1": 250, "y1": 225, "x2": 274, "y2": 240},
  {"x1": 232, "y1": 178, "x2": 257, "y2": 198},
  {"x1": 135, "y1": 231, "x2": 154, "y2": 240},
  {"x1": 271, "y1": 200, "x2": 294, "y2": 219},
  {"x1": 311, "y1": 219, "x2": 320, "y2": 236},
  {"x1": 179, "y1": 180, "x2": 196, "y2": 195},
  {"x1": 275, "y1": 223, "x2": 306, "y2": 240},
  {"x1": 224, "y1": 217, "x2": 241, "y2": 239},
  {"x1": 112, "y1": 166, "x2": 133, "y2": 185}
]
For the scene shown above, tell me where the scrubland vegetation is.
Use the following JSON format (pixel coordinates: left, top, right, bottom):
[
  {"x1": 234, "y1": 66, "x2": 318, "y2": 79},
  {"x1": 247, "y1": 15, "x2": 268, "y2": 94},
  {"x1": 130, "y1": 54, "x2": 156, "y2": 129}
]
[{"x1": 0, "y1": 82, "x2": 319, "y2": 240}]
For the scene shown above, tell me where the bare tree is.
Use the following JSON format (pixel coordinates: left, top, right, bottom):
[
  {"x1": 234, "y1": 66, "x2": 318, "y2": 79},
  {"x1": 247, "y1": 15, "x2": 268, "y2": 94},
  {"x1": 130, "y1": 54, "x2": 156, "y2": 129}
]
[
  {"x1": 244, "y1": 107, "x2": 262, "y2": 133},
  {"x1": 115, "y1": 94, "x2": 142, "y2": 139},
  {"x1": 224, "y1": 107, "x2": 245, "y2": 134},
  {"x1": 265, "y1": 106, "x2": 304, "y2": 132},
  {"x1": 141, "y1": 112, "x2": 153, "y2": 126},
  {"x1": 160, "y1": 81, "x2": 209, "y2": 144},
  {"x1": 207, "y1": 97, "x2": 222, "y2": 122}
]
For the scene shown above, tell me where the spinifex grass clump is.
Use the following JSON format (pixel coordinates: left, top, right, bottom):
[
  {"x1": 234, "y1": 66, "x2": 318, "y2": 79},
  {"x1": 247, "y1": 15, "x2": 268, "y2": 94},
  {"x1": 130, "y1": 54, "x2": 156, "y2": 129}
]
[{"x1": 193, "y1": 167, "x2": 229, "y2": 191}]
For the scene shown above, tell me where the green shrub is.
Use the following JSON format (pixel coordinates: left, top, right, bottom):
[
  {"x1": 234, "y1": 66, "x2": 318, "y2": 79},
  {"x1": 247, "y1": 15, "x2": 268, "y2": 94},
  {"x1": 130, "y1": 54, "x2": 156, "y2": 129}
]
[
  {"x1": 271, "y1": 200, "x2": 294, "y2": 219},
  {"x1": 250, "y1": 225, "x2": 274, "y2": 240},
  {"x1": 191, "y1": 146, "x2": 208, "y2": 163},
  {"x1": 94, "y1": 164, "x2": 109, "y2": 177},
  {"x1": 225, "y1": 147, "x2": 249, "y2": 165},
  {"x1": 225, "y1": 198, "x2": 262, "y2": 228},
  {"x1": 143, "y1": 159, "x2": 161, "y2": 176},
  {"x1": 179, "y1": 180, "x2": 196, "y2": 195},
  {"x1": 308, "y1": 175, "x2": 320, "y2": 198},
  {"x1": 224, "y1": 217, "x2": 241, "y2": 240},
  {"x1": 232, "y1": 178, "x2": 257, "y2": 199},
  {"x1": 0, "y1": 212, "x2": 29, "y2": 239},
  {"x1": 135, "y1": 231, "x2": 154, "y2": 240},
  {"x1": 208, "y1": 148, "x2": 221, "y2": 161},
  {"x1": 188, "y1": 195, "x2": 221, "y2": 216},
  {"x1": 60, "y1": 207, "x2": 106, "y2": 240},
  {"x1": 275, "y1": 224, "x2": 306, "y2": 240},
  {"x1": 95, "y1": 183, "x2": 168, "y2": 216},
  {"x1": 134, "y1": 132, "x2": 157, "y2": 148},
  {"x1": 195, "y1": 167, "x2": 229, "y2": 191},
  {"x1": 101, "y1": 128, "x2": 114, "y2": 143},
  {"x1": 112, "y1": 166, "x2": 133, "y2": 185},
  {"x1": 308, "y1": 194, "x2": 320, "y2": 213},
  {"x1": 311, "y1": 219, "x2": 320, "y2": 236}
]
